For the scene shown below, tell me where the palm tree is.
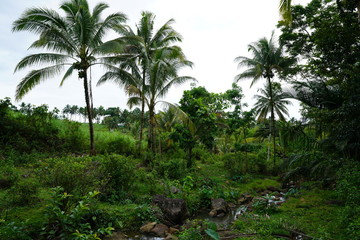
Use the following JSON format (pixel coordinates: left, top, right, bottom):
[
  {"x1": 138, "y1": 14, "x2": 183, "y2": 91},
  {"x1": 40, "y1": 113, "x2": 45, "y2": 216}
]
[
  {"x1": 12, "y1": 0, "x2": 127, "y2": 154},
  {"x1": 99, "y1": 11, "x2": 186, "y2": 152},
  {"x1": 253, "y1": 82, "x2": 292, "y2": 165},
  {"x1": 124, "y1": 12, "x2": 183, "y2": 152},
  {"x1": 235, "y1": 33, "x2": 292, "y2": 165},
  {"x1": 279, "y1": 0, "x2": 292, "y2": 24},
  {"x1": 127, "y1": 47, "x2": 194, "y2": 153}
]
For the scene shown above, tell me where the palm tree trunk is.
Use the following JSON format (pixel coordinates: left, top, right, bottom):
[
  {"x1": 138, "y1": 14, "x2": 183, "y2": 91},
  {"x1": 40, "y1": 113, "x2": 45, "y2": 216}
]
[
  {"x1": 148, "y1": 104, "x2": 156, "y2": 153},
  {"x1": 83, "y1": 70, "x2": 95, "y2": 155},
  {"x1": 138, "y1": 70, "x2": 146, "y2": 154},
  {"x1": 268, "y1": 78, "x2": 276, "y2": 167}
]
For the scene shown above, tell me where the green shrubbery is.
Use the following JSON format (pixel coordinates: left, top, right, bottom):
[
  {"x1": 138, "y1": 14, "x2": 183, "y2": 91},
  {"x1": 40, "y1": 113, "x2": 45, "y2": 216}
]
[{"x1": 337, "y1": 161, "x2": 360, "y2": 239}]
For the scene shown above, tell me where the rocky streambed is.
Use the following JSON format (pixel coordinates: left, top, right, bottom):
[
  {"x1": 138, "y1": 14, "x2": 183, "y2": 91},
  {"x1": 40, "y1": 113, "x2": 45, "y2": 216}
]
[{"x1": 106, "y1": 187, "x2": 289, "y2": 240}]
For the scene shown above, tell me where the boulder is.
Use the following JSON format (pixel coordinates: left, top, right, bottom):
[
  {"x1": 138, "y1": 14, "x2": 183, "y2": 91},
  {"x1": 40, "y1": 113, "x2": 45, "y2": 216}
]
[
  {"x1": 140, "y1": 222, "x2": 156, "y2": 233},
  {"x1": 209, "y1": 198, "x2": 229, "y2": 217},
  {"x1": 152, "y1": 195, "x2": 189, "y2": 226},
  {"x1": 165, "y1": 233, "x2": 179, "y2": 240},
  {"x1": 151, "y1": 223, "x2": 169, "y2": 237},
  {"x1": 169, "y1": 227, "x2": 180, "y2": 234}
]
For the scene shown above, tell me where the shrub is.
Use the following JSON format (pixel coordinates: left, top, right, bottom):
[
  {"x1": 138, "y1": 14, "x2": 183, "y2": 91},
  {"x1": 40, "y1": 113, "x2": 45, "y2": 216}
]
[
  {"x1": 8, "y1": 176, "x2": 40, "y2": 206},
  {"x1": 154, "y1": 158, "x2": 187, "y2": 180},
  {"x1": 337, "y1": 161, "x2": 360, "y2": 239},
  {"x1": 99, "y1": 155, "x2": 136, "y2": 201},
  {"x1": 95, "y1": 132, "x2": 136, "y2": 155},
  {"x1": 61, "y1": 120, "x2": 86, "y2": 152},
  {"x1": 95, "y1": 203, "x2": 158, "y2": 232},
  {"x1": 222, "y1": 153, "x2": 245, "y2": 176},
  {"x1": 0, "y1": 165, "x2": 19, "y2": 189},
  {"x1": 36, "y1": 156, "x2": 100, "y2": 196},
  {"x1": 41, "y1": 187, "x2": 113, "y2": 240}
]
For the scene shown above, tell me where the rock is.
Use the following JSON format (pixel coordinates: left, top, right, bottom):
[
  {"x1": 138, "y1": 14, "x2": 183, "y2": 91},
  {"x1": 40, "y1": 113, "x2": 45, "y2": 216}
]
[
  {"x1": 238, "y1": 194, "x2": 253, "y2": 204},
  {"x1": 228, "y1": 202, "x2": 236, "y2": 208},
  {"x1": 152, "y1": 195, "x2": 189, "y2": 226},
  {"x1": 217, "y1": 212, "x2": 225, "y2": 217},
  {"x1": 165, "y1": 233, "x2": 179, "y2": 240},
  {"x1": 209, "y1": 209, "x2": 217, "y2": 217},
  {"x1": 140, "y1": 222, "x2": 156, "y2": 233},
  {"x1": 170, "y1": 186, "x2": 181, "y2": 194},
  {"x1": 151, "y1": 223, "x2": 169, "y2": 237},
  {"x1": 169, "y1": 227, "x2": 179, "y2": 234},
  {"x1": 209, "y1": 198, "x2": 229, "y2": 217}
]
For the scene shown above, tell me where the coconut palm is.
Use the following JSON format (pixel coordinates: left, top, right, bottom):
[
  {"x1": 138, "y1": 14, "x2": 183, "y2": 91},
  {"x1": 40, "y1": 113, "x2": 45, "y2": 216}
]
[
  {"x1": 279, "y1": 0, "x2": 292, "y2": 24},
  {"x1": 124, "y1": 11, "x2": 183, "y2": 150},
  {"x1": 12, "y1": 0, "x2": 127, "y2": 154},
  {"x1": 127, "y1": 47, "x2": 194, "y2": 153},
  {"x1": 253, "y1": 82, "x2": 292, "y2": 165},
  {"x1": 99, "y1": 11, "x2": 186, "y2": 151},
  {"x1": 235, "y1": 33, "x2": 292, "y2": 164},
  {"x1": 254, "y1": 82, "x2": 291, "y2": 121}
]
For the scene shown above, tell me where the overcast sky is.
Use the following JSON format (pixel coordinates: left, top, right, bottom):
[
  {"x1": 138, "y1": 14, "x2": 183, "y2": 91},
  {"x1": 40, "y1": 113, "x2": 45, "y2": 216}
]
[{"x1": 0, "y1": 0, "x2": 310, "y2": 118}]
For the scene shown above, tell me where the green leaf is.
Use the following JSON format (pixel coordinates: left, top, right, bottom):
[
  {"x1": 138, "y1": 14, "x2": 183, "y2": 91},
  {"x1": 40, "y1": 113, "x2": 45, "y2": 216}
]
[{"x1": 204, "y1": 229, "x2": 220, "y2": 240}]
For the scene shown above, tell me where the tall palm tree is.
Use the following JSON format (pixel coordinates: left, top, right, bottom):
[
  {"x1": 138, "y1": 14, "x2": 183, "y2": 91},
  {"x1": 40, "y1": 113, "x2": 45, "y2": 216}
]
[
  {"x1": 235, "y1": 33, "x2": 292, "y2": 165},
  {"x1": 127, "y1": 47, "x2": 194, "y2": 153},
  {"x1": 253, "y1": 82, "x2": 292, "y2": 165},
  {"x1": 12, "y1": 0, "x2": 127, "y2": 154},
  {"x1": 99, "y1": 11, "x2": 186, "y2": 152},
  {"x1": 253, "y1": 82, "x2": 291, "y2": 122}
]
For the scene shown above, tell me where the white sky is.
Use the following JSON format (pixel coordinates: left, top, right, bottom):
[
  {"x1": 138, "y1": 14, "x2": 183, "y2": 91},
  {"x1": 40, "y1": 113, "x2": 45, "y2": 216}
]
[{"x1": 0, "y1": 0, "x2": 310, "y2": 118}]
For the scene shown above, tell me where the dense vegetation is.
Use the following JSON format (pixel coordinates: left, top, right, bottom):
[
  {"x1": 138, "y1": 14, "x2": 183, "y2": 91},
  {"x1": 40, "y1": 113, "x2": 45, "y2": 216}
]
[{"x1": 1, "y1": 0, "x2": 359, "y2": 239}]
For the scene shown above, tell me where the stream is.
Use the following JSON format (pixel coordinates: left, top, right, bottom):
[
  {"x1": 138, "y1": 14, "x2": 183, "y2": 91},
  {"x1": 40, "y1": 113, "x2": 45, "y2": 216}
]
[{"x1": 125, "y1": 192, "x2": 287, "y2": 240}]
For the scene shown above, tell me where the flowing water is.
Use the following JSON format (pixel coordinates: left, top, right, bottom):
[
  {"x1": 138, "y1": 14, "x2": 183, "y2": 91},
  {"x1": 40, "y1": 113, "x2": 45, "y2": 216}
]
[{"x1": 126, "y1": 193, "x2": 288, "y2": 240}]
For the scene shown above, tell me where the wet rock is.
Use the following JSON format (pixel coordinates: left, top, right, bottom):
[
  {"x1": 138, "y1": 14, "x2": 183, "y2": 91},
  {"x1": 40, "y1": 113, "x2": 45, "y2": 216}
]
[
  {"x1": 140, "y1": 222, "x2": 156, "y2": 233},
  {"x1": 151, "y1": 223, "x2": 169, "y2": 237},
  {"x1": 152, "y1": 195, "x2": 189, "y2": 226},
  {"x1": 165, "y1": 233, "x2": 179, "y2": 240},
  {"x1": 209, "y1": 198, "x2": 229, "y2": 217},
  {"x1": 169, "y1": 227, "x2": 179, "y2": 234}
]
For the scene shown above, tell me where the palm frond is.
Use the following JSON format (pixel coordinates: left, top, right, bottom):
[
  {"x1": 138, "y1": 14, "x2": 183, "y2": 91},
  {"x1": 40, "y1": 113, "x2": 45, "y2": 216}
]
[
  {"x1": 14, "y1": 53, "x2": 72, "y2": 72},
  {"x1": 15, "y1": 65, "x2": 64, "y2": 100}
]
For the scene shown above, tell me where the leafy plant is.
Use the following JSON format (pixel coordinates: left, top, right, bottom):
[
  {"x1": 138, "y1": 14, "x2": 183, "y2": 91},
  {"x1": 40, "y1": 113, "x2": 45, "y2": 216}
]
[{"x1": 41, "y1": 187, "x2": 113, "y2": 240}]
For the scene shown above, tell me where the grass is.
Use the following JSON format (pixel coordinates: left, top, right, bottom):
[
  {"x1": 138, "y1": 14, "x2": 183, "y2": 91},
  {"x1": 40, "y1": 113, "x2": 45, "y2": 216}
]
[{"x1": 233, "y1": 189, "x2": 345, "y2": 240}]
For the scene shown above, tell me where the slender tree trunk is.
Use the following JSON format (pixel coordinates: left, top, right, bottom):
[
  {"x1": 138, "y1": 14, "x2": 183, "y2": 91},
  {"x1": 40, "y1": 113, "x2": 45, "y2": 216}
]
[
  {"x1": 148, "y1": 104, "x2": 156, "y2": 153},
  {"x1": 138, "y1": 70, "x2": 146, "y2": 153},
  {"x1": 244, "y1": 128, "x2": 248, "y2": 172},
  {"x1": 83, "y1": 70, "x2": 95, "y2": 155},
  {"x1": 268, "y1": 78, "x2": 276, "y2": 167}
]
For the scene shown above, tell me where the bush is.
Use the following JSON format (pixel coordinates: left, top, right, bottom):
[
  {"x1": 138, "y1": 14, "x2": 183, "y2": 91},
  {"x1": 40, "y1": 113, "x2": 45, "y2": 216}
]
[
  {"x1": 337, "y1": 161, "x2": 360, "y2": 239},
  {"x1": 8, "y1": 176, "x2": 40, "y2": 206},
  {"x1": 61, "y1": 120, "x2": 86, "y2": 152},
  {"x1": 154, "y1": 158, "x2": 187, "y2": 180},
  {"x1": 36, "y1": 156, "x2": 101, "y2": 196},
  {"x1": 99, "y1": 155, "x2": 136, "y2": 201},
  {"x1": 0, "y1": 165, "x2": 19, "y2": 189},
  {"x1": 95, "y1": 132, "x2": 136, "y2": 155},
  {"x1": 222, "y1": 153, "x2": 245, "y2": 176},
  {"x1": 95, "y1": 203, "x2": 158, "y2": 232},
  {"x1": 41, "y1": 187, "x2": 113, "y2": 240}
]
